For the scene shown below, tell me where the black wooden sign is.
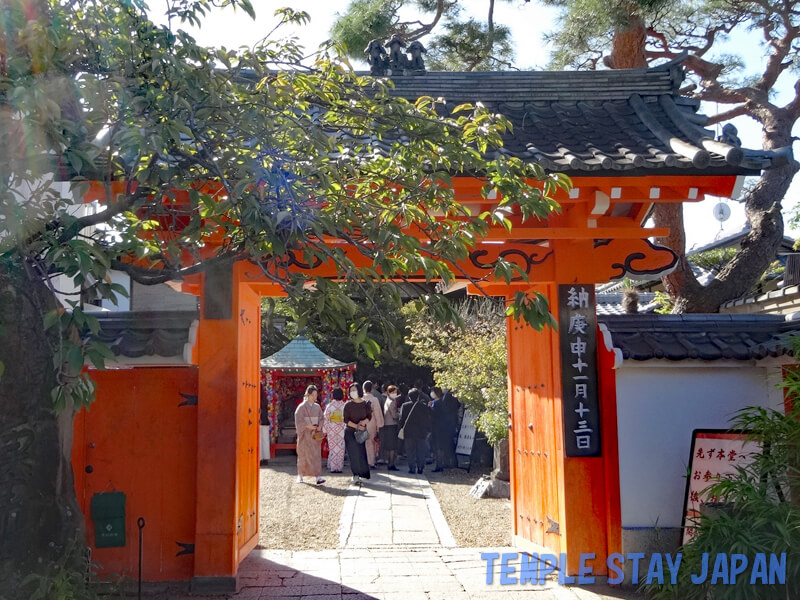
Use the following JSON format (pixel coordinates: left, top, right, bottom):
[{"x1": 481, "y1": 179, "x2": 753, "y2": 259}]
[{"x1": 558, "y1": 284, "x2": 601, "y2": 457}]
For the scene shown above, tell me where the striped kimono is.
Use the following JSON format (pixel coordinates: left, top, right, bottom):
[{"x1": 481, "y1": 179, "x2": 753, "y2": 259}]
[{"x1": 323, "y1": 399, "x2": 347, "y2": 472}]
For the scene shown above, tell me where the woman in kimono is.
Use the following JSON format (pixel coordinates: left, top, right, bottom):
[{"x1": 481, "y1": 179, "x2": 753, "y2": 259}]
[
  {"x1": 380, "y1": 384, "x2": 400, "y2": 471},
  {"x1": 294, "y1": 385, "x2": 325, "y2": 484},
  {"x1": 343, "y1": 382, "x2": 371, "y2": 484},
  {"x1": 323, "y1": 387, "x2": 347, "y2": 473}
]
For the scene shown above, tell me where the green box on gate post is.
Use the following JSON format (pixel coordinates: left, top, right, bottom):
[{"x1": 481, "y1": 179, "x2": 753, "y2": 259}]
[{"x1": 90, "y1": 492, "x2": 126, "y2": 548}]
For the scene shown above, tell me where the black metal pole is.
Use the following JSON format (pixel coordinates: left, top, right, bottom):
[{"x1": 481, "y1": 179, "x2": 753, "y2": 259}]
[{"x1": 137, "y1": 517, "x2": 146, "y2": 600}]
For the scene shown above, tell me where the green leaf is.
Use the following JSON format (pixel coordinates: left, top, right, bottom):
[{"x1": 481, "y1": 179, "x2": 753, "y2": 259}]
[
  {"x1": 85, "y1": 350, "x2": 105, "y2": 370},
  {"x1": 66, "y1": 345, "x2": 84, "y2": 372},
  {"x1": 238, "y1": 0, "x2": 256, "y2": 20},
  {"x1": 83, "y1": 312, "x2": 101, "y2": 335},
  {"x1": 51, "y1": 386, "x2": 66, "y2": 413},
  {"x1": 362, "y1": 337, "x2": 381, "y2": 360},
  {"x1": 451, "y1": 103, "x2": 474, "y2": 115},
  {"x1": 43, "y1": 309, "x2": 61, "y2": 331}
]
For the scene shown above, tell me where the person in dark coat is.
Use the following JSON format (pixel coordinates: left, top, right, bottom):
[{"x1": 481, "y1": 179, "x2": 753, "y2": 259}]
[
  {"x1": 412, "y1": 379, "x2": 433, "y2": 465},
  {"x1": 398, "y1": 388, "x2": 432, "y2": 474},
  {"x1": 430, "y1": 387, "x2": 459, "y2": 471},
  {"x1": 413, "y1": 379, "x2": 432, "y2": 405}
]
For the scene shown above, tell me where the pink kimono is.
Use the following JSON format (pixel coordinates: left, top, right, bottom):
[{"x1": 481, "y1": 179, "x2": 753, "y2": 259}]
[
  {"x1": 294, "y1": 401, "x2": 323, "y2": 477},
  {"x1": 323, "y1": 399, "x2": 346, "y2": 472}
]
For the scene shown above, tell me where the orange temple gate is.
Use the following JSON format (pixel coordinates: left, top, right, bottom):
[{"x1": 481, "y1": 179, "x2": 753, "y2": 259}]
[{"x1": 72, "y1": 63, "x2": 780, "y2": 590}]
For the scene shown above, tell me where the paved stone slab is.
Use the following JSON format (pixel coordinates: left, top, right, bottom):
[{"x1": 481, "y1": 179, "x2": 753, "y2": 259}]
[
  {"x1": 152, "y1": 548, "x2": 641, "y2": 599},
  {"x1": 339, "y1": 471, "x2": 455, "y2": 549},
  {"x1": 381, "y1": 593, "x2": 429, "y2": 600},
  {"x1": 393, "y1": 532, "x2": 440, "y2": 544},
  {"x1": 151, "y1": 467, "x2": 642, "y2": 600}
]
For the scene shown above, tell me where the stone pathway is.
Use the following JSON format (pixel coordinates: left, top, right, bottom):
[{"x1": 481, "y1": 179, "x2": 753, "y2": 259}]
[
  {"x1": 339, "y1": 471, "x2": 455, "y2": 548},
  {"x1": 230, "y1": 547, "x2": 641, "y2": 600},
  {"x1": 154, "y1": 469, "x2": 642, "y2": 599}
]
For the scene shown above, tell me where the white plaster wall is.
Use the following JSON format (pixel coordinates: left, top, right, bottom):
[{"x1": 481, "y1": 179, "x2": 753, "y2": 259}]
[
  {"x1": 130, "y1": 280, "x2": 198, "y2": 312},
  {"x1": 616, "y1": 362, "x2": 785, "y2": 529}
]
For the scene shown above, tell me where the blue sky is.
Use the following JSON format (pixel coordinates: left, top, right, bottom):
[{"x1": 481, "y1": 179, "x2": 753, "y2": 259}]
[{"x1": 151, "y1": 0, "x2": 800, "y2": 249}]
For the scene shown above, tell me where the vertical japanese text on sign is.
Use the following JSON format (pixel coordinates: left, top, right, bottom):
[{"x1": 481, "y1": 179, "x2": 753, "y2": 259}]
[{"x1": 558, "y1": 285, "x2": 601, "y2": 457}]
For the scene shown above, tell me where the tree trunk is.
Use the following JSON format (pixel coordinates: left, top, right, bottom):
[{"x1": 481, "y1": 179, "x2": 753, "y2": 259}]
[
  {"x1": 608, "y1": 16, "x2": 799, "y2": 313},
  {"x1": 0, "y1": 258, "x2": 86, "y2": 598},
  {"x1": 609, "y1": 12, "x2": 646, "y2": 69},
  {"x1": 660, "y1": 163, "x2": 797, "y2": 313},
  {"x1": 658, "y1": 116, "x2": 798, "y2": 313}
]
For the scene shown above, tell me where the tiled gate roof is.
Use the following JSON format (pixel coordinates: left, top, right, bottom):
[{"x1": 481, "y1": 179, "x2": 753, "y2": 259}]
[{"x1": 379, "y1": 61, "x2": 787, "y2": 176}]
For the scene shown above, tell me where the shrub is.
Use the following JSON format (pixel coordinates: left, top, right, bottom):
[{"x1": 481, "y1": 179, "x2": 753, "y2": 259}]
[
  {"x1": 646, "y1": 352, "x2": 800, "y2": 599},
  {"x1": 404, "y1": 298, "x2": 508, "y2": 445}
]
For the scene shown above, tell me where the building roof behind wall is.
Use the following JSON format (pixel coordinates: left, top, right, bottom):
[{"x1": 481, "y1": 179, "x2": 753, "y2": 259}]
[
  {"x1": 688, "y1": 225, "x2": 796, "y2": 256},
  {"x1": 596, "y1": 292, "x2": 659, "y2": 315},
  {"x1": 599, "y1": 313, "x2": 800, "y2": 361},
  {"x1": 721, "y1": 284, "x2": 800, "y2": 315},
  {"x1": 92, "y1": 310, "x2": 198, "y2": 359}
]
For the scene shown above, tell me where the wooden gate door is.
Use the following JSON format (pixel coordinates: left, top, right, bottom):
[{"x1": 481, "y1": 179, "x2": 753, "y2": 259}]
[
  {"x1": 236, "y1": 284, "x2": 261, "y2": 554},
  {"x1": 508, "y1": 283, "x2": 565, "y2": 555}
]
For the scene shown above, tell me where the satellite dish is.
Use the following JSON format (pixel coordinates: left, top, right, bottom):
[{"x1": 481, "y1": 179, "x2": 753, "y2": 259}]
[{"x1": 713, "y1": 202, "x2": 731, "y2": 222}]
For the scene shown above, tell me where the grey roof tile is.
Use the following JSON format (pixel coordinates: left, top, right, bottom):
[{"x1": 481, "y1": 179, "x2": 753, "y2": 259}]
[
  {"x1": 599, "y1": 314, "x2": 800, "y2": 361},
  {"x1": 720, "y1": 284, "x2": 800, "y2": 310},
  {"x1": 91, "y1": 310, "x2": 198, "y2": 358},
  {"x1": 372, "y1": 62, "x2": 785, "y2": 176},
  {"x1": 596, "y1": 292, "x2": 658, "y2": 316},
  {"x1": 688, "y1": 224, "x2": 795, "y2": 255}
]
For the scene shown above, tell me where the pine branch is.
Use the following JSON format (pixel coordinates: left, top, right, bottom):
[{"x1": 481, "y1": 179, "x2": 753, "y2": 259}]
[
  {"x1": 705, "y1": 104, "x2": 749, "y2": 125},
  {"x1": 398, "y1": 0, "x2": 446, "y2": 42}
]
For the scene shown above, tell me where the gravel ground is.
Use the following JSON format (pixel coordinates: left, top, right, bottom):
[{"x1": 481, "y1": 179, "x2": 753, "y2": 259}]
[
  {"x1": 258, "y1": 454, "x2": 351, "y2": 550},
  {"x1": 258, "y1": 453, "x2": 510, "y2": 549},
  {"x1": 426, "y1": 466, "x2": 512, "y2": 547}
]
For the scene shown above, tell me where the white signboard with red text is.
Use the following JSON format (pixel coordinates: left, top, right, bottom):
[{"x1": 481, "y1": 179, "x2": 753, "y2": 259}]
[{"x1": 681, "y1": 430, "x2": 759, "y2": 545}]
